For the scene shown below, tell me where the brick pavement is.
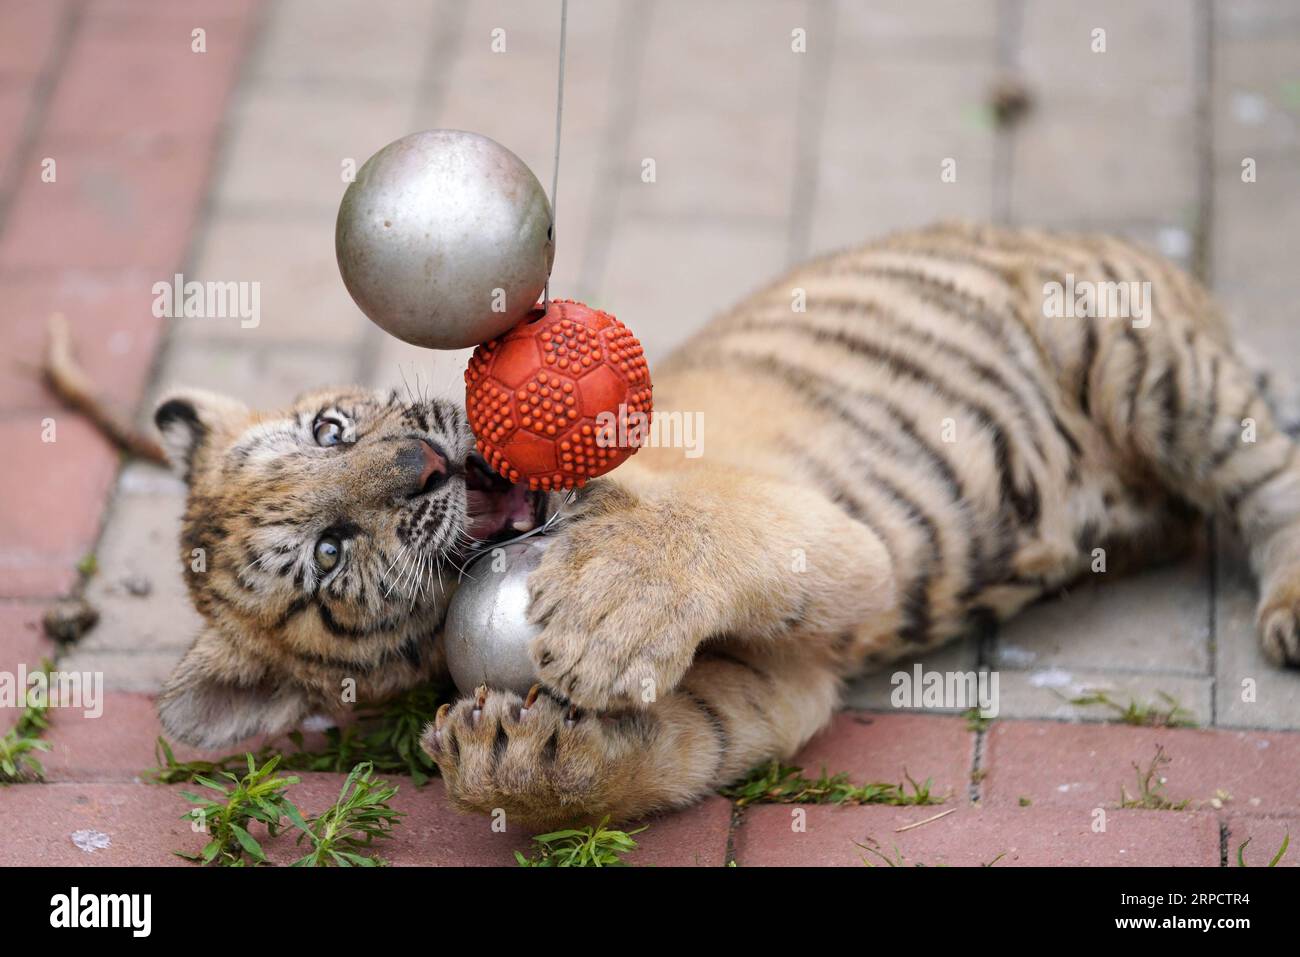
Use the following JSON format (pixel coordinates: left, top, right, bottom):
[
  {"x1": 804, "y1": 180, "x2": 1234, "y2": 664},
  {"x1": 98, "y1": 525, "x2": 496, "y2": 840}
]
[{"x1": 1, "y1": 0, "x2": 1297, "y2": 866}]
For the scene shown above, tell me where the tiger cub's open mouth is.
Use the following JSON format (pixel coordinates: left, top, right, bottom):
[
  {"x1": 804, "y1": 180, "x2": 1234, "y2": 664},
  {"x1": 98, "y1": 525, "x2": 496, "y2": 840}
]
[{"x1": 464, "y1": 452, "x2": 545, "y2": 544}]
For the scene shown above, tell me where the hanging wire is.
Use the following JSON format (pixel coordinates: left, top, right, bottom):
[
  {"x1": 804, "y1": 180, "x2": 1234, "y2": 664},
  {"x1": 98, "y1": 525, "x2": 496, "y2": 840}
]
[
  {"x1": 543, "y1": 0, "x2": 568, "y2": 312},
  {"x1": 460, "y1": 0, "x2": 574, "y2": 580}
]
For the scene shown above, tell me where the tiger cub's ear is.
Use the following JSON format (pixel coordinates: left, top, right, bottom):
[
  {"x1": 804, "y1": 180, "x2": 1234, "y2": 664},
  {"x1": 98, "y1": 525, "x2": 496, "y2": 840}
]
[
  {"x1": 157, "y1": 626, "x2": 313, "y2": 750},
  {"x1": 153, "y1": 389, "x2": 248, "y2": 482}
]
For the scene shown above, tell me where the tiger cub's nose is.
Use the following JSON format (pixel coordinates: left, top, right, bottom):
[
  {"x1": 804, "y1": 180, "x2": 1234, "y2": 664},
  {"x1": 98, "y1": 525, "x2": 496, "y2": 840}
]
[{"x1": 399, "y1": 440, "x2": 449, "y2": 497}]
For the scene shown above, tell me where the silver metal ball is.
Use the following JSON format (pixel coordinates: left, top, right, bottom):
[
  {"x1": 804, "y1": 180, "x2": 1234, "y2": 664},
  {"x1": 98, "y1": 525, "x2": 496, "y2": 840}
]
[
  {"x1": 443, "y1": 538, "x2": 549, "y2": 696},
  {"x1": 336, "y1": 130, "x2": 555, "y2": 350}
]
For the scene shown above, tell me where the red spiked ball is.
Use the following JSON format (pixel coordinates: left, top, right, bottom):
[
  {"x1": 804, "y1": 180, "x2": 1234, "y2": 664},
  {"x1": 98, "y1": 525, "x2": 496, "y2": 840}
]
[{"x1": 464, "y1": 299, "x2": 653, "y2": 491}]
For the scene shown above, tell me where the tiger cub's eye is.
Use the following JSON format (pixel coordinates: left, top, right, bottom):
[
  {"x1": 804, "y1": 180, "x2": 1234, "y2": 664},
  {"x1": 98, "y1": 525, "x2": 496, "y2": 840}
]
[
  {"x1": 314, "y1": 535, "x2": 342, "y2": 572},
  {"x1": 314, "y1": 417, "x2": 345, "y2": 447}
]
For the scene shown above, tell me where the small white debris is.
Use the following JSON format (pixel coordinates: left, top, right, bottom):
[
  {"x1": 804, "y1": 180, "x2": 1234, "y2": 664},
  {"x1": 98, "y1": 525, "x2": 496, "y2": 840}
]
[
  {"x1": 997, "y1": 645, "x2": 1037, "y2": 667},
  {"x1": 300, "y1": 714, "x2": 337, "y2": 732},
  {"x1": 121, "y1": 574, "x2": 152, "y2": 597},
  {"x1": 71, "y1": 829, "x2": 111, "y2": 853},
  {"x1": 117, "y1": 464, "x2": 186, "y2": 496},
  {"x1": 1157, "y1": 227, "x2": 1192, "y2": 261},
  {"x1": 1232, "y1": 92, "x2": 1268, "y2": 125},
  {"x1": 1029, "y1": 668, "x2": 1074, "y2": 689}
]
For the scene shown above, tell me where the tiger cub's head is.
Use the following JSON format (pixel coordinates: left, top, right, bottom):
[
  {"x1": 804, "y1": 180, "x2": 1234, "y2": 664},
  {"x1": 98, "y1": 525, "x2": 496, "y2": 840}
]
[{"x1": 152, "y1": 386, "x2": 543, "y2": 748}]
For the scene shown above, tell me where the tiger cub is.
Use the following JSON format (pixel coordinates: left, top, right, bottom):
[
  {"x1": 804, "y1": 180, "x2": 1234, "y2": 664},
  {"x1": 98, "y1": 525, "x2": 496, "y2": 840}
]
[{"x1": 154, "y1": 222, "x2": 1300, "y2": 827}]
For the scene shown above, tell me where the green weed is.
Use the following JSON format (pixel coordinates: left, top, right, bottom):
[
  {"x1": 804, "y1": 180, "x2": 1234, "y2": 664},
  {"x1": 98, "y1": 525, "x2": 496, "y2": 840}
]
[
  {"x1": 721, "y1": 759, "x2": 940, "y2": 808},
  {"x1": 515, "y1": 816, "x2": 646, "y2": 867}
]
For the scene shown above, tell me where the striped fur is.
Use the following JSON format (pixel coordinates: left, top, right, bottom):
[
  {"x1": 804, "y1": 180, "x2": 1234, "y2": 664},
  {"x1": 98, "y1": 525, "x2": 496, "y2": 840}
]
[{"x1": 160, "y1": 223, "x2": 1300, "y2": 826}]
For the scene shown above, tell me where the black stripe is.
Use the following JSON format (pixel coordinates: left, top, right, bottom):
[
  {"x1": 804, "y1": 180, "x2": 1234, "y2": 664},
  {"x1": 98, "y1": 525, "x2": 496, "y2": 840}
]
[
  {"x1": 1210, "y1": 394, "x2": 1260, "y2": 468},
  {"x1": 860, "y1": 471, "x2": 941, "y2": 644},
  {"x1": 1148, "y1": 365, "x2": 1181, "y2": 463},
  {"x1": 787, "y1": 435, "x2": 892, "y2": 539},
  {"x1": 683, "y1": 691, "x2": 729, "y2": 778},
  {"x1": 691, "y1": 350, "x2": 1009, "y2": 590},
  {"x1": 793, "y1": 438, "x2": 945, "y2": 645},
  {"x1": 739, "y1": 349, "x2": 966, "y2": 500},
  {"x1": 696, "y1": 648, "x2": 774, "y2": 684},
  {"x1": 1079, "y1": 321, "x2": 1099, "y2": 415},
  {"x1": 706, "y1": 326, "x2": 1041, "y2": 528},
  {"x1": 1182, "y1": 330, "x2": 1200, "y2": 438},
  {"x1": 1121, "y1": 326, "x2": 1150, "y2": 427},
  {"x1": 490, "y1": 722, "x2": 509, "y2": 774},
  {"x1": 1225, "y1": 444, "x2": 1298, "y2": 514},
  {"x1": 830, "y1": 261, "x2": 1084, "y2": 460},
  {"x1": 275, "y1": 596, "x2": 310, "y2": 629},
  {"x1": 743, "y1": 300, "x2": 1049, "y2": 462},
  {"x1": 316, "y1": 600, "x2": 404, "y2": 639},
  {"x1": 428, "y1": 402, "x2": 447, "y2": 436},
  {"x1": 1204, "y1": 355, "x2": 1220, "y2": 441},
  {"x1": 1123, "y1": 240, "x2": 1199, "y2": 323},
  {"x1": 1087, "y1": 257, "x2": 1154, "y2": 433},
  {"x1": 252, "y1": 628, "x2": 431, "y2": 676},
  {"x1": 830, "y1": 260, "x2": 1030, "y2": 355}
]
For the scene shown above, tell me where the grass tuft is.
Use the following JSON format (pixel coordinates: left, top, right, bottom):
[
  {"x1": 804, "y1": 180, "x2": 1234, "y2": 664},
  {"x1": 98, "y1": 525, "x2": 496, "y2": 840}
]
[
  {"x1": 177, "y1": 753, "x2": 300, "y2": 866},
  {"x1": 178, "y1": 755, "x2": 403, "y2": 867},
  {"x1": 721, "y1": 759, "x2": 941, "y2": 808},
  {"x1": 0, "y1": 661, "x2": 54, "y2": 783},
  {"x1": 150, "y1": 683, "x2": 445, "y2": 785},
  {"x1": 1066, "y1": 689, "x2": 1196, "y2": 728},
  {"x1": 1119, "y1": 744, "x2": 1191, "y2": 811},
  {"x1": 1236, "y1": 833, "x2": 1290, "y2": 867},
  {"x1": 515, "y1": 816, "x2": 646, "y2": 867},
  {"x1": 289, "y1": 762, "x2": 403, "y2": 867}
]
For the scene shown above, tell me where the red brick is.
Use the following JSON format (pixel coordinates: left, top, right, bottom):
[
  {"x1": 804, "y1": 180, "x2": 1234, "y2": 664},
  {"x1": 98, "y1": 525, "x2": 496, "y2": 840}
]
[
  {"x1": 732, "y1": 804, "x2": 1222, "y2": 867},
  {"x1": 0, "y1": 601, "x2": 51, "y2": 670},
  {"x1": 269, "y1": 774, "x2": 528, "y2": 867},
  {"x1": 86, "y1": 0, "x2": 260, "y2": 25},
  {"x1": 271, "y1": 775, "x2": 731, "y2": 867},
  {"x1": 0, "y1": 561, "x2": 79, "y2": 600},
  {"x1": 39, "y1": 691, "x2": 267, "y2": 783},
  {"x1": 0, "y1": 135, "x2": 212, "y2": 272},
  {"x1": 42, "y1": 14, "x2": 248, "y2": 143},
  {"x1": 629, "y1": 797, "x2": 732, "y2": 867},
  {"x1": 0, "y1": 415, "x2": 118, "y2": 599},
  {"x1": 0, "y1": 601, "x2": 55, "y2": 732},
  {"x1": 36, "y1": 692, "x2": 731, "y2": 862},
  {"x1": 1224, "y1": 815, "x2": 1298, "y2": 867},
  {"x1": 0, "y1": 782, "x2": 195, "y2": 866},
  {"x1": 792, "y1": 711, "x2": 974, "y2": 802},
  {"x1": 0, "y1": 780, "x2": 487, "y2": 868},
  {"x1": 0, "y1": 269, "x2": 165, "y2": 411},
  {"x1": 0, "y1": 78, "x2": 35, "y2": 186},
  {"x1": 0, "y1": 0, "x2": 69, "y2": 80},
  {"x1": 0, "y1": 774, "x2": 730, "y2": 867},
  {"x1": 982, "y1": 720, "x2": 1300, "y2": 815}
]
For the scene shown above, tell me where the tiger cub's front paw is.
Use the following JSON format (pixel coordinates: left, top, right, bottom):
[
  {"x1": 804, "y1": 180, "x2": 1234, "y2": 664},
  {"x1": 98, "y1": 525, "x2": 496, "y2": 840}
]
[
  {"x1": 1258, "y1": 588, "x2": 1300, "y2": 667},
  {"x1": 525, "y1": 496, "x2": 718, "y2": 711},
  {"x1": 421, "y1": 686, "x2": 647, "y2": 828}
]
